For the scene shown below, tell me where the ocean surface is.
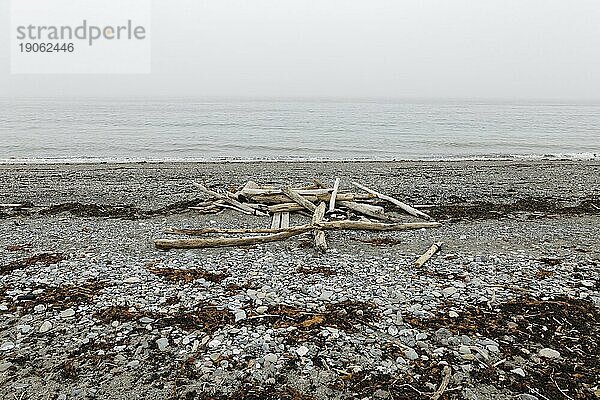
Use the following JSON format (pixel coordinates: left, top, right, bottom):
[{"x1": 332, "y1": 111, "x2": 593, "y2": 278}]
[{"x1": 0, "y1": 98, "x2": 599, "y2": 163}]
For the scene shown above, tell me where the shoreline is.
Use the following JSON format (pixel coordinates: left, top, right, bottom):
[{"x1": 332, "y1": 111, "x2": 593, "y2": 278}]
[
  {"x1": 0, "y1": 160, "x2": 598, "y2": 399},
  {"x1": 1, "y1": 154, "x2": 599, "y2": 165}
]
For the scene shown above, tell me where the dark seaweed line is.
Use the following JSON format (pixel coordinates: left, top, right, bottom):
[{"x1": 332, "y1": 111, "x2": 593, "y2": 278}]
[{"x1": 1, "y1": 195, "x2": 599, "y2": 221}]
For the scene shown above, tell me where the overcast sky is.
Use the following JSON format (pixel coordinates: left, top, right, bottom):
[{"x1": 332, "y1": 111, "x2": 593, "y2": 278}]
[{"x1": 1, "y1": 0, "x2": 599, "y2": 100}]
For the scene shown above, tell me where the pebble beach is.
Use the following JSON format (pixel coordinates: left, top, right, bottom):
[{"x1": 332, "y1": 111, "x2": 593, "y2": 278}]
[{"x1": 0, "y1": 160, "x2": 599, "y2": 400}]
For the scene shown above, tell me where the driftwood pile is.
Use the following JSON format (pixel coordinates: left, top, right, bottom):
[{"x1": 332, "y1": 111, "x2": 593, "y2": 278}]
[{"x1": 154, "y1": 179, "x2": 441, "y2": 253}]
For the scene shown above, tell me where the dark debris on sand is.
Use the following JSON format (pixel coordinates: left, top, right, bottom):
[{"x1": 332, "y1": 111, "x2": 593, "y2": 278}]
[
  {"x1": 409, "y1": 296, "x2": 599, "y2": 400},
  {"x1": 148, "y1": 266, "x2": 229, "y2": 283},
  {"x1": 0, "y1": 252, "x2": 65, "y2": 275}
]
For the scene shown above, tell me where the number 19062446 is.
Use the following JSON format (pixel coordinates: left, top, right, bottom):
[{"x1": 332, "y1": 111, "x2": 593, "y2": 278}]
[{"x1": 19, "y1": 42, "x2": 74, "y2": 53}]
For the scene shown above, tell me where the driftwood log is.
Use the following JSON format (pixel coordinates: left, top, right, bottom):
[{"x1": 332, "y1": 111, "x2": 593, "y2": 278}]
[
  {"x1": 155, "y1": 221, "x2": 441, "y2": 250},
  {"x1": 312, "y1": 202, "x2": 328, "y2": 252},
  {"x1": 282, "y1": 186, "x2": 317, "y2": 212},
  {"x1": 415, "y1": 241, "x2": 444, "y2": 267},
  {"x1": 194, "y1": 182, "x2": 268, "y2": 216},
  {"x1": 328, "y1": 178, "x2": 340, "y2": 211},
  {"x1": 352, "y1": 181, "x2": 432, "y2": 220}
]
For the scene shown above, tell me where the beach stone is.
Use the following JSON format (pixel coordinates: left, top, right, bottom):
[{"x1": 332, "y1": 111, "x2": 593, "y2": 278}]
[
  {"x1": 19, "y1": 325, "x2": 33, "y2": 334},
  {"x1": 404, "y1": 348, "x2": 418, "y2": 360},
  {"x1": 234, "y1": 310, "x2": 247, "y2": 322},
  {"x1": 486, "y1": 344, "x2": 500, "y2": 353},
  {"x1": 0, "y1": 342, "x2": 15, "y2": 351},
  {"x1": 256, "y1": 306, "x2": 268, "y2": 314},
  {"x1": 156, "y1": 338, "x2": 169, "y2": 351},
  {"x1": 127, "y1": 360, "x2": 140, "y2": 368},
  {"x1": 511, "y1": 367, "x2": 526, "y2": 377},
  {"x1": 264, "y1": 353, "x2": 278, "y2": 363},
  {"x1": 442, "y1": 287, "x2": 457, "y2": 296},
  {"x1": 33, "y1": 304, "x2": 46, "y2": 312},
  {"x1": 139, "y1": 317, "x2": 154, "y2": 324},
  {"x1": 208, "y1": 339, "x2": 221, "y2": 349},
  {"x1": 124, "y1": 277, "x2": 141, "y2": 284},
  {"x1": 59, "y1": 308, "x2": 76, "y2": 318},
  {"x1": 296, "y1": 345, "x2": 309, "y2": 357},
  {"x1": 538, "y1": 348, "x2": 560, "y2": 359},
  {"x1": 448, "y1": 311, "x2": 459, "y2": 318},
  {"x1": 516, "y1": 395, "x2": 539, "y2": 400},
  {"x1": 0, "y1": 362, "x2": 13, "y2": 372},
  {"x1": 319, "y1": 290, "x2": 334, "y2": 300},
  {"x1": 459, "y1": 345, "x2": 471, "y2": 354}
]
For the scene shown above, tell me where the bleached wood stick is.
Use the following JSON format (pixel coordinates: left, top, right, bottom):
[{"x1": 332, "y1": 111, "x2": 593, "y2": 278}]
[
  {"x1": 328, "y1": 178, "x2": 340, "y2": 212},
  {"x1": 351, "y1": 181, "x2": 432, "y2": 220},
  {"x1": 280, "y1": 212, "x2": 290, "y2": 228},
  {"x1": 337, "y1": 201, "x2": 395, "y2": 221},
  {"x1": 312, "y1": 202, "x2": 327, "y2": 252},
  {"x1": 156, "y1": 228, "x2": 309, "y2": 249},
  {"x1": 252, "y1": 192, "x2": 374, "y2": 204},
  {"x1": 430, "y1": 365, "x2": 451, "y2": 400},
  {"x1": 220, "y1": 203, "x2": 254, "y2": 214},
  {"x1": 268, "y1": 203, "x2": 304, "y2": 213},
  {"x1": 271, "y1": 213, "x2": 282, "y2": 229},
  {"x1": 282, "y1": 186, "x2": 317, "y2": 212},
  {"x1": 156, "y1": 221, "x2": 441, "y2": 249},
  {"x1": 193, "y1": 182, "x2": 268, "y2": 216},
  {"x1": 415, "y1": 241, "x2": 444, "y2": 267},
  {"x1": 241, "y1": 188, "x2": 332, "y2": 196},
  {"x1": 319, "y1": 220, "x2": 440, "y2": 231}
]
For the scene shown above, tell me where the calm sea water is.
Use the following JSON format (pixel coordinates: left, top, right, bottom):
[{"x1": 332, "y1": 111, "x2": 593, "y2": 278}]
[{"x1": 0, "y1": 98, "x2": 599, "y2": 163}]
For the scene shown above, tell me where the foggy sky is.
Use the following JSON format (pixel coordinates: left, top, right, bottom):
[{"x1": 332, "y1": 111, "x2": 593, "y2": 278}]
[{"x1": 1, "y1": 0, "x2": 599, "y2": 100}]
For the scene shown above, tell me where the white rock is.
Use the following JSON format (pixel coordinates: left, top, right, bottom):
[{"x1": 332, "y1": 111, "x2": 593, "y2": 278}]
[
  {"x1": 404, "y1": 348, "x2": 419, "y2": 360},
  {"x1": 296, "y1": 345, "x2": 309, "y2": 357},
  {"x1": 156, "y1": 338, "x2": 169, "y2": 351},
  {"x1": 510, "y1": 367, "x2": 526, "y2": 377},
  {"x1": 538, "y1": 348, "x2": 560, "y2": 359},
  {"x1": 0, "y1": 342, "x2": 15, "y2": 351},
  {"x1": 459, "y1": 345, "x2": 471, "y2": 354},
  {"x1": 234, "y1": 310, "x2": 247, "y2": 322},
  {"x1": 127, "y1": 360, "x2": 140, "y2": 368},
  {"x1": 59, "y1": 308, "x2": 76, "y2": 318},
  {"x1": 319, "y1": 290, "x2": 334, "y2": 300},
  {"x1": 448, "y1": 311, "x2": 459, "y2": 318},
  {"x1": 486, "y1": 344, "x2": 500, "y2": 353},
  {"x1": 0, "y1": 362, "x2": 12, "y2": 372},
  {"x1": 387, "y1": 326, "x2": 399, "y2": 336},
  {"x1": 264, "y1": 353, "x2": 278, "y2": 363},
  {"x1": 33, "y1": 304, "x2": 46, "y2": 312},
  {"x1": 139, "y1": 317, "x2": 154, "y2": 324},
  {"x1": 19, "y1": 325, "x2": 33, "y2": 334},
  {"x1": 442, "y1": 287, "x2": 457, "y2": 296},
  {"x1": 256, "y1": 306, "x2": 268, "y2": 314},
  {"x1": 208, "y1": 339, "x2": 222, "y2": 349},
  {"x1": 124, "y1": 277, "x2": 141, "y2": 284}
]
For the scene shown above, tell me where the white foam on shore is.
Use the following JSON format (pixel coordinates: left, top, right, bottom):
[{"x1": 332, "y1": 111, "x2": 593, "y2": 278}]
[{"x1": 0, "y1": 152, "x2": 598, "y2": 165}]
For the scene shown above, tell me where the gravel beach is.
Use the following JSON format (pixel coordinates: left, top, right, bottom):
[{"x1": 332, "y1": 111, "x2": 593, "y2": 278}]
[{"x1": 0, "y1": 160, "x2": 599, "y2": 400}]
